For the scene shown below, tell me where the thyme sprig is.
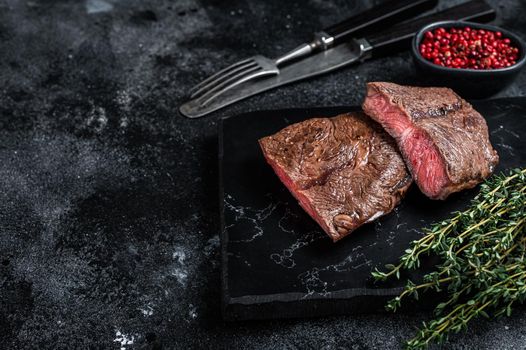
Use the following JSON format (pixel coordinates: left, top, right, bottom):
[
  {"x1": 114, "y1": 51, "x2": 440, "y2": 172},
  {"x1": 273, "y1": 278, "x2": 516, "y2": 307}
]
[{"x1": 372, "y1": 168, "x2": 526, "y2": 349}]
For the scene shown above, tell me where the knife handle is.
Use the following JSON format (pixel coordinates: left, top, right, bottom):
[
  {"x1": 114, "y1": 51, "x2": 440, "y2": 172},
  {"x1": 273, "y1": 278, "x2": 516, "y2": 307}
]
[
  {"x1": 364, "y1": 0, "x2": 496, "y2": 58},
  {"x1": 323, "y1": 0, "x2": 438, "y2": 47}
]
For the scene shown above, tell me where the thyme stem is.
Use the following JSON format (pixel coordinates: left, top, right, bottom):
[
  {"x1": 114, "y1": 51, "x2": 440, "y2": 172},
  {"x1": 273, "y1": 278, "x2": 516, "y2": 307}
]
[{"x1": 373, "y1": 168, "x2": 526, "y2": 349}]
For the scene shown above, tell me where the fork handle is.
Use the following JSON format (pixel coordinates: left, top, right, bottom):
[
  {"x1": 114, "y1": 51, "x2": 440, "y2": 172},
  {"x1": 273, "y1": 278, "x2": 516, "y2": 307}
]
[{"x1": 320, "y1": 0, "x2": 438, "y2": 49}]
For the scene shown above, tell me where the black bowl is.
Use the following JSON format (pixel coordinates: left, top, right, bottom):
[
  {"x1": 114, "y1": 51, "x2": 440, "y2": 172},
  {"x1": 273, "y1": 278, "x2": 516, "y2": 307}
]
[{"x1": 412, "y1": 21, "x2": 526, "y2": 98}]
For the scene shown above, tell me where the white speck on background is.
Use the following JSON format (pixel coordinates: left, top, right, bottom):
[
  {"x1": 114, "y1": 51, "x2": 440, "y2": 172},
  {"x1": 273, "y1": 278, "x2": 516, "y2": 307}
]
[
  {"x1": 173, "y1": 247, "x2": 186, "y2": 263},
  {"x1": 188, "y1": 304, "x2": 198, "y2": 320},
  {"x1": 204, "y1": 235, "x2": 219, "y2": 257},
  {"x1": 119, "y1": 117, "x2": 129, "y2": 128},
  {"x1": 172, "y1": 267, "x2": 188, "y2": 284},
  {"x1": 114, "y1": 330, "x2": 134, "y2": 350},
  {"x1": 115, "y1": 90, "x2": 132, "y2": 110},
  {"x1": 139, "y1": 304, "x2": 154, "y2": 317},
  {"x1": 86, "y1": 106, "x2": 108, "y2": 133},
  {"x1": 172, "y1": 246, "x2": 189, "y2": 285},
  {"x1": 86, "y1": 0, "x2": 113, "y2": 14}
]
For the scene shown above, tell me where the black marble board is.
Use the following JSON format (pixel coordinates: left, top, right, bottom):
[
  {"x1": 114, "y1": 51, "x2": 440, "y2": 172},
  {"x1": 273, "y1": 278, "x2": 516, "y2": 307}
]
[{"x1": 219, "y1": 97, "x2": 526, "y2": 321}]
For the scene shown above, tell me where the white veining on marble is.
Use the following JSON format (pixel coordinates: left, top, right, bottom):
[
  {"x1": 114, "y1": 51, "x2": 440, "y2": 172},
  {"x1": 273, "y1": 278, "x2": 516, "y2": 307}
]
[
  {"x1": 298, "y1": 245, "x2": 372, "y2": 297},
  {"x1": 491, "y1": 125, "x2": 518, "y2": 156},
  {"x1": 496, "y1": 143, "x2": 516, "y2": 156},
  {"x1": 491, "y1": 124, "x2": 505, "y2": 135},
  {"x1": 227, "y1": 251, "x2": 252, "y2": 267},
  {"x1": 225, "y1": 194, "x2": 278, "y2": 243},
  {"x1": 277, "y1": 207, "x2": 301, "y2": 234},
  {"x1": 270, "y1": 230, "x2": 324, "y2": 268},
  {"x1": 504, "y1": 129, "x2": 521, "y2": 139},
  {"x1": 491, "y1": 125, "x2": 520, "y2": 139}
]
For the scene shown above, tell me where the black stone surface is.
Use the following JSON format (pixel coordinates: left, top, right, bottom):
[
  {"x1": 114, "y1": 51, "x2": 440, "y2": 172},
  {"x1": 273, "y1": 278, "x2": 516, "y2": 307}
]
[
  {"x1": 0, "y1": 0, "x2": 525, "y2": 349},
  {"x1": 221, "y1": 99, "x2": 526, "y2": 321}
]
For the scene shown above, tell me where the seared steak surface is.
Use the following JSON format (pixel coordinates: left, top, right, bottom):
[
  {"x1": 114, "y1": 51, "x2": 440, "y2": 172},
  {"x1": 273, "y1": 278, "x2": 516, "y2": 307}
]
[
  {"x1": 259, "y1": 112, "x2": 412, "y2": 241},
  {"x1": 363, "y1": 82, "x2": 499, "y2": 200}
]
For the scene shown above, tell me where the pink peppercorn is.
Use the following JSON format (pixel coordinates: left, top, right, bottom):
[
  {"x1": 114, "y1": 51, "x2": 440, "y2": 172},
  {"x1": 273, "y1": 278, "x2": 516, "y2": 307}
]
[{"x1": 420, "y1": 27, "x2": 519, "y2": 69}]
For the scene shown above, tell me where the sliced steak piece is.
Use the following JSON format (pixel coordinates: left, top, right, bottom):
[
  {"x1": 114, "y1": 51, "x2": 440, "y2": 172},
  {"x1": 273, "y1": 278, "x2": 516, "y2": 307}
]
[
  {"x1": 362, "y1": 82, "x2": 499, "y2": 200},
  {"x1": 259, "y1": 112, "x2": 412, "y2": 242}
]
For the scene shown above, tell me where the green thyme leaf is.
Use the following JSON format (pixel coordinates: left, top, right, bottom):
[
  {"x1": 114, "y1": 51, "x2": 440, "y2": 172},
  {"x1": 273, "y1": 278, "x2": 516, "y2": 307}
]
[{"x1": 372, "y1": 168, "x2": 526, "y2": 349}]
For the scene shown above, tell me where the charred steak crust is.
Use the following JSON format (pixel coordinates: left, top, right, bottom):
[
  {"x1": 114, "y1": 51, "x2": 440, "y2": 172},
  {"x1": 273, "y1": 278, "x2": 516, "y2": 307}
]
[
  {"x1": 259, "y1": 112, "x2": 412, "y2": 242},
  {"x1": 362, "y1": 82, "x2": 499, "y2": 200}
]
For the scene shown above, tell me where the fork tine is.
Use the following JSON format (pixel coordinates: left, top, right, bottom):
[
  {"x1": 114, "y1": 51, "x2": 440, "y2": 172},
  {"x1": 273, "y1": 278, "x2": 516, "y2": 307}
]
[
  {"x1": 190, "y1": 60, "x2": 258, "y2": 99},
  {"x1": 197, "y1": 66, "x2": 266, "y2": 105},
  {"x1": 190, "y1": 58, "x2": 255, "y2": 95}
]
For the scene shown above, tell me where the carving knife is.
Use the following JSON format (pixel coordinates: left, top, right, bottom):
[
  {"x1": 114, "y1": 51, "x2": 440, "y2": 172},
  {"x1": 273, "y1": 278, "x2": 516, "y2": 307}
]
[{"x1": 180, "y1": 0, "x2": 495, "y2": 118}]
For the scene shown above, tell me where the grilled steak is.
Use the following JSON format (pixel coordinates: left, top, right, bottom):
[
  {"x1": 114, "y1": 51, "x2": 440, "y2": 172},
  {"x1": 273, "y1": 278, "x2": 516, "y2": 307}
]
[
  {"x1": 362, "y1": 82, "x2": 499, "y2": 200},
  {"x1": 259, "y1": 112, "x2": 412, "y2": 242}
]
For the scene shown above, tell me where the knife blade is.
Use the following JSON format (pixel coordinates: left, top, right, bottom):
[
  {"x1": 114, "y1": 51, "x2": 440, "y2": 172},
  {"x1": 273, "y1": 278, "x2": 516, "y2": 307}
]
[
  {"x1": 180, "y1": 40, "x2": 368, "y2": 118},
  {"x1": 179, "y1": 0, "x2": 495, "y2": 118}
]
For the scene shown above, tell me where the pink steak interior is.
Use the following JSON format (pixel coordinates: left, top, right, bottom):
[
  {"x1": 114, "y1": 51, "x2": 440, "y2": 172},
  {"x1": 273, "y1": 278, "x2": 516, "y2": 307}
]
[
  {"x1": 261, "y1": 151, "x2": 333, "y2": 235},
  {"x1": 363, "y1": 93, "x2": 449, "y2": 199}
]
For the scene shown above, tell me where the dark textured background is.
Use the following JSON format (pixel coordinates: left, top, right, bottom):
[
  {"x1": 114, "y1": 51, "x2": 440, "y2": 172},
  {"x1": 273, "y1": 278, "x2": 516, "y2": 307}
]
[{"x1": 0, "y1": 0, "x2": 525, "y2": 349}]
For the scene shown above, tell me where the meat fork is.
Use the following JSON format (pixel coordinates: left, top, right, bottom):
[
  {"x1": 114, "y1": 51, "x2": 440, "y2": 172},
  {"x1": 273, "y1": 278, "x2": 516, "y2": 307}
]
[
  {"x1": 184, "y1": 0, "x2": 438, "y2": 111},
  {"x1": 181, "y1": 0, "x2": 496, "y2": 118}
]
